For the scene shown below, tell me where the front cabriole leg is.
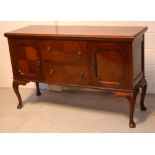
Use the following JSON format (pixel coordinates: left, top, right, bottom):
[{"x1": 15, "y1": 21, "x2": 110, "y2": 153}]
[
  {"x1": 115, "y1": 89, "x2": 139, "y2": 128},
  {"x1": 13, "y1": 80, "x2": 28, "y2": 109},
  {"x1": 126, "y1": 93, "x2": 137, "y2": 128}
]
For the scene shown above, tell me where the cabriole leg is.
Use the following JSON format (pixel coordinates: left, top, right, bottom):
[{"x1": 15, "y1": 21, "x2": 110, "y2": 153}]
[
  {"x1": 139, "y1": 79, "x2": 147, "y2": 111},
  {"x1": 127, "y1": 94, "x2": 136, "y2": 128},
  {"x1": 36, "y1": 82, "x2": 41, "y2": 96},
  {"x1": 115, "y1": 90, "x2": 139, "y2": 128},
  {"x1": 12, "y1": 80, "x2": 27, "y2": 109}
]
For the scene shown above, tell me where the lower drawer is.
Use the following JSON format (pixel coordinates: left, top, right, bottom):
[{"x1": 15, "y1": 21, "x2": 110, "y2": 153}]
[{"x1": 43, "y1": 63, "x2": 89, "y2": 85}]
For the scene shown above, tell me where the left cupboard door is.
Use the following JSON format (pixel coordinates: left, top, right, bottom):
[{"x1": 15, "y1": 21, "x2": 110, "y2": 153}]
[{"x1": 9, "y1": 39, "x2": 41, "y2": 81}]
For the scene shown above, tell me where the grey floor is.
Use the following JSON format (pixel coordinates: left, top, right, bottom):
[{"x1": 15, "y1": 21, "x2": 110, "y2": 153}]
[{"x1": 0, "y1": 87, "x2": 155, "y2": 132}]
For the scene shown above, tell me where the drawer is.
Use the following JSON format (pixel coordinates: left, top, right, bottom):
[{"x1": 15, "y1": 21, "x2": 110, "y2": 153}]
[
  {"x1": 43, "y1": 63, "x2": 89, "y2": 85},
  {"x1": 39, "y1": 40, "x2": 87, "y2": 65}
]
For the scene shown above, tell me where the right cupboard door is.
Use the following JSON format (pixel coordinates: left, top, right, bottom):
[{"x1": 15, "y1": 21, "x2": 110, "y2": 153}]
[{"x1": 88, "y1": 42, "x2": 132, "y2": 90}]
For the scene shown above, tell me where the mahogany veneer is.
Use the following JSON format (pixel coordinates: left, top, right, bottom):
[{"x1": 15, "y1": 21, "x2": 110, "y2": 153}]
[{"x1": 4, "y1": 25, "x2": 148, "y2": 128}]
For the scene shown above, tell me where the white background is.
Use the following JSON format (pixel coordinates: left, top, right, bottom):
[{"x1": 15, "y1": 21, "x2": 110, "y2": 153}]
[{"x1": 0, "y1": 0, "x2": 155, "y2": 155}]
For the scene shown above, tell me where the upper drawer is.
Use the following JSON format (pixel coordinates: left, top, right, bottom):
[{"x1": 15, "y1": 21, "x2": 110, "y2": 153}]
[{"x1": 39, "y1": 40, "x2": 87, "y2": 65}]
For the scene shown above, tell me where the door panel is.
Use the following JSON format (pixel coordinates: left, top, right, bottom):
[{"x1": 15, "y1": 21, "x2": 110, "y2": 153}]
[
  {"x1": 88, "y1": 42, "x2": 131, "y2": 89},
  {"x1": 96, "y1": 49, "x2": 124, "y2": 83},
  {"x1": 13, "y1": 39, "x2": 40, "y2": 80}
]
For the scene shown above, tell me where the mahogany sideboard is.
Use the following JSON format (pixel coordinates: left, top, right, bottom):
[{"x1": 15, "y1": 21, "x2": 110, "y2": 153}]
[{"x1": 4, "y1": 25, "x2": 148, "y2": 128}]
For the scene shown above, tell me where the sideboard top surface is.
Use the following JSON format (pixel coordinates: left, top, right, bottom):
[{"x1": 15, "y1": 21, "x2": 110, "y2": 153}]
[{"x1": 4, "y1": 25, "x2": 147, "y2": 41}]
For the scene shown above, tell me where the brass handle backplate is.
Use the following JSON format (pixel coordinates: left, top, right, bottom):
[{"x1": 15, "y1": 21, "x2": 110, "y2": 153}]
[
  {"x1": 49, "y1": 68, "x2": 54, "y2": 75},
  {"x1": 36, "y1": 57, "x2": 41, "y2": 66}
]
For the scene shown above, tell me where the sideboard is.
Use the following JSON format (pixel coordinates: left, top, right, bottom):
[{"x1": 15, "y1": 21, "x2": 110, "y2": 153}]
[{"x1": 4, "y1": 25, "x2": 148, "y2": 128}]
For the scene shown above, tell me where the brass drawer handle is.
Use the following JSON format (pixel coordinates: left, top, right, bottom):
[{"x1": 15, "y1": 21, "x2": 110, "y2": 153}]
[
  {"x1": 47, "y1": 46, "x2": 52, "y2": 52},
  {"x1": 49, "y1": 68, "x2": 54, "y2": 75},
  {"x1": 80, "y1": 72, "x2": 84, "y2": 78},
  {"x1": 76, "y1": 49, "x2": 82, "y2": 58}
]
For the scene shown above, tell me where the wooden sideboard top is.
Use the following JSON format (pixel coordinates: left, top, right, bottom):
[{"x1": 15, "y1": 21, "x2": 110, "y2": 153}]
[{"x1": 4, "y1": 25, "x2": 148, "y2": 41}]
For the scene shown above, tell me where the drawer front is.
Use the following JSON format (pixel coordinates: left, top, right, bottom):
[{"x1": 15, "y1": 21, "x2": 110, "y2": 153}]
[
  {"x1": 43, "y1": 63, "x2": 89, "y2": 85},
  {"x1": 39, "y1": 40, "x2": 87, "y2": 65},
  {"x1": 88, "y1": 42, "x2": 131, "y2": 89}
]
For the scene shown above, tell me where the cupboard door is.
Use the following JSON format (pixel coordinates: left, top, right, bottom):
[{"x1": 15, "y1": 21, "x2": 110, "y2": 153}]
[
  {"x1": 13, "y1": 39, "x2": 40, "y2": 80},
  {"x1": 88, "y1": 42, "x2": 131, "y2": 89}
]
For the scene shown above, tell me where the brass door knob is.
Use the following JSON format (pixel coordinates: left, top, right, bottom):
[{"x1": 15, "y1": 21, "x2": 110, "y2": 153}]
[
  {"x1": 36, "y1": 58, "x2": 41, "y2": 66},
  {"x1": 96, "y1": 77, "x2": 100, "y2": 81}
]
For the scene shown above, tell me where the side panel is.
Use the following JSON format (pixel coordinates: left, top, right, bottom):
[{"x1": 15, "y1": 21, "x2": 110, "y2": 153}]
[{"x1": 132, "y1": 35, "x2": 144, "y2": 87}]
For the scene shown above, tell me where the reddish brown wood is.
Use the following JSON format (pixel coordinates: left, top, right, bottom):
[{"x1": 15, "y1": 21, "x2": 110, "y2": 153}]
[
  {"x1": 43, "y1": 63, "x2": 89, "y2": 85},
  {"x1": 4, "y1": 25, "x2": 147, "y2": 41},
  {"x1": 13, "y1": 80, "x2": 28, "y2": 109},
  {"x1": 88, "y1": 42, "x2": 131, "y2": 89},
  {"x1": 5, "y1": 25, "x2": 148, "y2": 128},
  {"x1": 39, "y1": 40, "x2": 87, "y2": 65}
]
